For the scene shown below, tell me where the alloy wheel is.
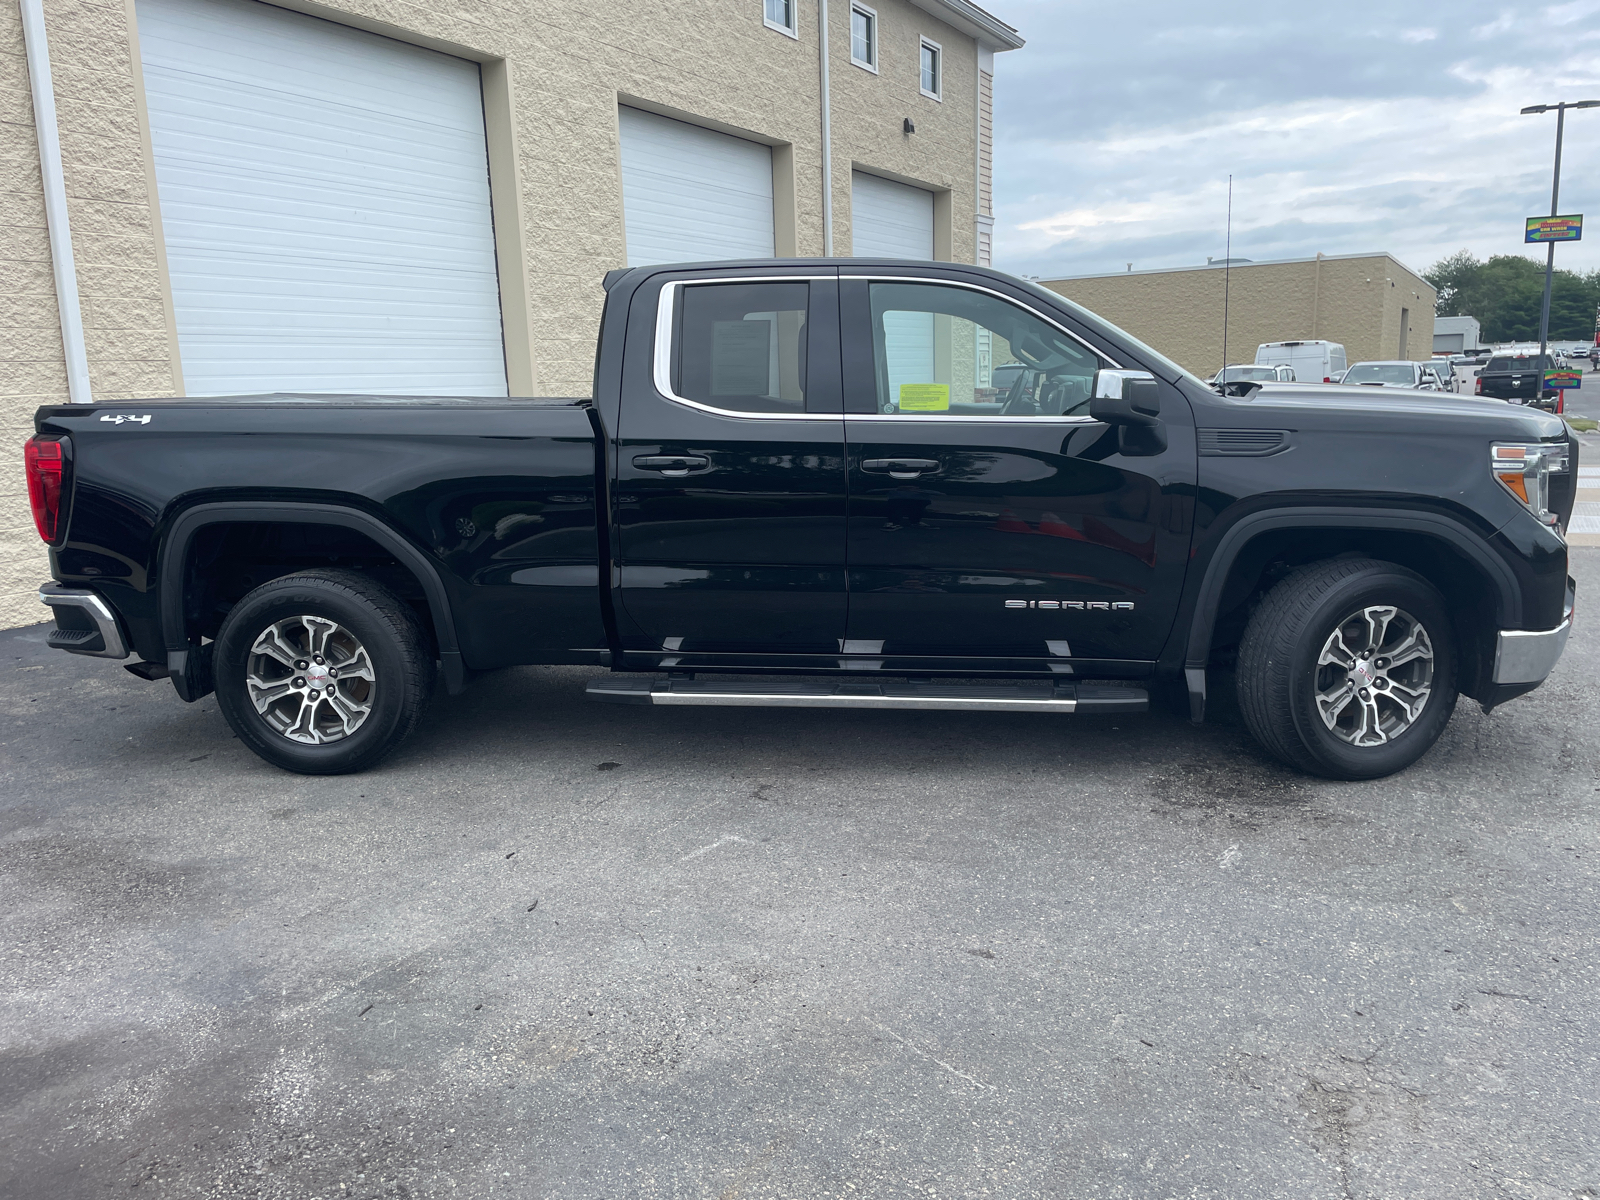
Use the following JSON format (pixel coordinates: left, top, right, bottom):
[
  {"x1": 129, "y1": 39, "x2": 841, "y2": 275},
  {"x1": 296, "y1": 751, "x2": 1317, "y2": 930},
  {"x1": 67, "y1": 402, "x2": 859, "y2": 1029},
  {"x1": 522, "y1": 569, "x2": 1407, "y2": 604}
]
[
  {"x1": 245, "y1": 614, "x2": 376, "y2": 744},
  {"x1": 1313, "y1": 605, "x2": 1434, "y2": 747}
]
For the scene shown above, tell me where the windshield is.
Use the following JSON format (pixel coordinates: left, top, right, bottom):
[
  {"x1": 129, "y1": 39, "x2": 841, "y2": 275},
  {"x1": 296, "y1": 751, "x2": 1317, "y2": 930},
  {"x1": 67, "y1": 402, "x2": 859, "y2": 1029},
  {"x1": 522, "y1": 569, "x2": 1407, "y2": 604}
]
[
  {"x1": 1219, "y1": 366, "x2": 1278, "y2": 382},
  {"x1": 1344, "y1": 364, "x2": 1417, "y2": 385}
]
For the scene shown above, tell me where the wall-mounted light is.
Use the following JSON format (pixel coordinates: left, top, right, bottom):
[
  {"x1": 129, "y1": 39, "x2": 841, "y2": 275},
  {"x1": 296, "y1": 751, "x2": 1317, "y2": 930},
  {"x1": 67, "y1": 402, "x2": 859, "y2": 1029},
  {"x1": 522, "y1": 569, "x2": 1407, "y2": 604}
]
[{"x1": 903, "y1": 117, "x2": 915, "y2": 134}]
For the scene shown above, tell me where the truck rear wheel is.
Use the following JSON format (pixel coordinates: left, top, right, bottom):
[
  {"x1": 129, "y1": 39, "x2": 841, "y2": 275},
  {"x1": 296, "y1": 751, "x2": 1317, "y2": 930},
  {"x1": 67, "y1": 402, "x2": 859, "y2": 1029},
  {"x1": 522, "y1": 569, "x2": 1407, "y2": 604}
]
[
  {"x1": 213, "y1": 571, "x2": 433, "y2": 775},
  {"x1": 1236, "y1": 558, "x2": 1457, "y2": 780}
]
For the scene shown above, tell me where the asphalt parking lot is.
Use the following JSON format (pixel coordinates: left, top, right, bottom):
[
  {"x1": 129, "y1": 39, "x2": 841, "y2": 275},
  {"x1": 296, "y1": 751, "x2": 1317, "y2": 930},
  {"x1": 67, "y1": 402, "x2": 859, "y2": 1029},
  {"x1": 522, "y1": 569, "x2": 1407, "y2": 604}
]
[{"x1": 3, "y1": 553, "x2": 1597, "y2": 1200}]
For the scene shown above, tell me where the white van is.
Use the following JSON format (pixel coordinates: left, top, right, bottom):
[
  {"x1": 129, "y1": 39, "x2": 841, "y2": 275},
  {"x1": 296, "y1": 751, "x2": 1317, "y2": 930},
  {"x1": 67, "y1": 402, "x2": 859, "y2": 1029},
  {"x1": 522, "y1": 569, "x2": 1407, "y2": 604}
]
[{"x1": 1256, "y1": 340, "x2": 1347, "y2": 383}]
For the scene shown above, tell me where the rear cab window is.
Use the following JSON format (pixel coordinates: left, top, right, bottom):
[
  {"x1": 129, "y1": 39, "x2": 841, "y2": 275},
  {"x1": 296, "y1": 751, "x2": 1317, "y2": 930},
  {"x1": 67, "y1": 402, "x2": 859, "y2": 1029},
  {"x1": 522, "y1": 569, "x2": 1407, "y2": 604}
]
[{"x1": 673, "y1": 282, "x2": 809, "y2": 414}]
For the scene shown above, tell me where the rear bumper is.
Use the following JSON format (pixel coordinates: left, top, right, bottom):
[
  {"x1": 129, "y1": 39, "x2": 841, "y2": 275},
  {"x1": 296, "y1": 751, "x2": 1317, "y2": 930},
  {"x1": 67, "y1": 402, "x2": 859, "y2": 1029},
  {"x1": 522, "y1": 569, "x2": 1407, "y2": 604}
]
[
  {"x1": 38, "y1": 584, "x2": 130, "y2": 659},
  {"x1": 1491, "y1": 577, "x2": 1575, "y2": 685}
]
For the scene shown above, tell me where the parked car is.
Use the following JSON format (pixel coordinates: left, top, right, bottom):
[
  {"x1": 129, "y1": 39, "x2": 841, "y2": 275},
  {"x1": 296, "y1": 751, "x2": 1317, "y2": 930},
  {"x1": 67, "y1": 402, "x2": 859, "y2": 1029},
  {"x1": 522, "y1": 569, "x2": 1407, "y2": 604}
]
[
  {"x1": 1430, "y1": 358, "x2": 1459, "y2": 391},
  {"x1": 1256, "y1": 340, "x2": 1347, "y2": 383},
  {"x1": 1475, "y1": 353, "x2": 1558, "y2": 406},
  {"x1": 27, "y1": 259, "x2": 1578, "y2": 783},
  {"x1": 1342, "y1": 361, "x2": 1445, "y2": 390},
  {"x1": 1207, "y1": 364, "x2": 1294, "y2": 395}
]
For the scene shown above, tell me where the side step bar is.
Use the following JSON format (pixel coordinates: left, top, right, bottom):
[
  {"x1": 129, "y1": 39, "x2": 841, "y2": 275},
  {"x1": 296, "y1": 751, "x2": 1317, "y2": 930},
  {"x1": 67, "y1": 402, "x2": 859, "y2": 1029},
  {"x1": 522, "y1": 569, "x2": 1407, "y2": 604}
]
[{"x1": 586, "y1": 677, "x2": 1148, "y2": 714}]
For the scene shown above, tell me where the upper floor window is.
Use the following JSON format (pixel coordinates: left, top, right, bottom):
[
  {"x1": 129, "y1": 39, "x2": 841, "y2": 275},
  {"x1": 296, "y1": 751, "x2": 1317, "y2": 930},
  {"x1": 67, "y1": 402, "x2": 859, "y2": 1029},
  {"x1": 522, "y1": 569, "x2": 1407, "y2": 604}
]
[
  {"x1": 850, "y1": 4, "x2": 878, "y2": 71},
  {"x1": 919, "y1": 38, "x2": 941, "y2": 99},
  {"x1": 764, "y1": 0, "x2": 797, "y2": 38}
]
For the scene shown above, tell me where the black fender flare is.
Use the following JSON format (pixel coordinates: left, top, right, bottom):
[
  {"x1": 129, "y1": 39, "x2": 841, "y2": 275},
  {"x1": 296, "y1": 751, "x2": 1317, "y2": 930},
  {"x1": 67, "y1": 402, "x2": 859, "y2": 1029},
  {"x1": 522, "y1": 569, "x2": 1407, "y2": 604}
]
[
  {"x1": 1175, "y1": 506, "x2": 1519, "y2": 721},
  {"x1": 157, "y1": 501, "x2": 466, "y2": 700}
]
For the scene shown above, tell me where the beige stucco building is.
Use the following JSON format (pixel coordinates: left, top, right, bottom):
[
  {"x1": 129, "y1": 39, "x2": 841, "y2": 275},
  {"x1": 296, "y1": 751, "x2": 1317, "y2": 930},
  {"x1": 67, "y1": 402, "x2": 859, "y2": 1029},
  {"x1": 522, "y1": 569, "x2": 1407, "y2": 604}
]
[
  {"x1": 1, "y1": 0, "x2": 1021, "y2": 628},
  {"x1": 1041, "y1": 253, "x2": 1437, "y2": 380}
]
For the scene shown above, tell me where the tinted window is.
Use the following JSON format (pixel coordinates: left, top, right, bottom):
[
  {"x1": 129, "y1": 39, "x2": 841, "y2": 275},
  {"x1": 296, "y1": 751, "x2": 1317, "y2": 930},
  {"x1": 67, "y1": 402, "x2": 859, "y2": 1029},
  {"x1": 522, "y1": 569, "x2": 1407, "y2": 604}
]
[
  {"x1": 674, "y1": 282, "x2": 808, "y2": 413},
  {"x1": 868, "y1": 282, "x2": 1110, "y2": 417},
  {"x1": 1486, "y1": 356, "x2": 1534, "y2": 371}
]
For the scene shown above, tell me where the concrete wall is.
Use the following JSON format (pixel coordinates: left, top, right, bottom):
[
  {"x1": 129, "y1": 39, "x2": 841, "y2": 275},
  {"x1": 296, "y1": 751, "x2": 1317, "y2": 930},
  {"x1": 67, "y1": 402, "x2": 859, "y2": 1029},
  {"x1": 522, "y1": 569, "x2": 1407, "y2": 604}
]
[
  {"x1": 1, "y1": 0, "x2": 989, "y2": 628},
  {"x1": 1040, "y1": 254, "x2": 1437, "y2": 379}
]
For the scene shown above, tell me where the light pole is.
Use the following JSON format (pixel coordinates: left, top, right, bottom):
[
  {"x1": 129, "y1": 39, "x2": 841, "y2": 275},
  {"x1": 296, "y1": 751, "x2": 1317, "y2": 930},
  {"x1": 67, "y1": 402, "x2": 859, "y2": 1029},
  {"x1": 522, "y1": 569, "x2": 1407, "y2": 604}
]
[{"x1": 1521, "y1": 100, "x2": 1600, "y2": 395}]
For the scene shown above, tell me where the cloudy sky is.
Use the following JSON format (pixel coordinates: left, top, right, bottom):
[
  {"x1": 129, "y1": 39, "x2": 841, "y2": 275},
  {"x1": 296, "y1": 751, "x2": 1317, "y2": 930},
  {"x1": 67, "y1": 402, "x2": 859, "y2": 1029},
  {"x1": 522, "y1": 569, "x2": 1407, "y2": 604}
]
[{"x1": 989, "y1": 0, "x2": 1600, "y2": 282}]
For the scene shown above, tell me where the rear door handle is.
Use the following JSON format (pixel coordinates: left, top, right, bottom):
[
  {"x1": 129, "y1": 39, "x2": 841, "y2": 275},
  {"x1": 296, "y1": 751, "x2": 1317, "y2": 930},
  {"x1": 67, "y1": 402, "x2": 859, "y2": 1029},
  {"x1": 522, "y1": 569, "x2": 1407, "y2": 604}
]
[
  {"x1": 633, "y1": 454, "x2": 709, "y2": 476},
  {"x1": 861, "y1": 458, "x2": 940, "y2": 479}
]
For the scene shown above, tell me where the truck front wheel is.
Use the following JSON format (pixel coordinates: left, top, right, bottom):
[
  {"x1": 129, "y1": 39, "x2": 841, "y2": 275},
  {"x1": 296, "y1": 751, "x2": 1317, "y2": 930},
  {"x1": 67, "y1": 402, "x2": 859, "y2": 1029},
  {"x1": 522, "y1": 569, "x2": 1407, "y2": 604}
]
[
  {"x1": 1236, "y1": 558, "x2": 1457, "y2": 780},
  {"x1": 213, "y1": 571, "x2": 433, "y2": 774}
]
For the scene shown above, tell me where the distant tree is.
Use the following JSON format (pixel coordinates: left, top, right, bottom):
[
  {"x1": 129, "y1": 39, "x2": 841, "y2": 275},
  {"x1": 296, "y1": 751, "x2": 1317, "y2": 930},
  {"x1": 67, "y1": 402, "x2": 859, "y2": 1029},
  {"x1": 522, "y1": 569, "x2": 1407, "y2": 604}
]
[{"x1": 1424, "y1": 251, "x2": 1600, "y2": 341}]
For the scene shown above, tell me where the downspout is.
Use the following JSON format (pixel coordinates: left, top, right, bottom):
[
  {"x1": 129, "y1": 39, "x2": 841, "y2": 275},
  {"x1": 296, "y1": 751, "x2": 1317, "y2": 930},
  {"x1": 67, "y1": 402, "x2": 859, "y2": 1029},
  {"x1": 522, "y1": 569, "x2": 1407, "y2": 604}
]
[
  {"x1": 818, "y1": 0, "x2": 833, "y2": 256},
  {"x1": 20, "y1": 0, "x2": 93, "y2": 404}
]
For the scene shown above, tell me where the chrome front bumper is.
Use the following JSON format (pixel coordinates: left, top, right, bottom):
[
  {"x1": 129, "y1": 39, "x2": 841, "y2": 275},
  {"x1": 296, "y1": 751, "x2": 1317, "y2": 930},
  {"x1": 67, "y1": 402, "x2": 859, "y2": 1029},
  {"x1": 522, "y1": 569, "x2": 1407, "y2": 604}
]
[
  {"x1": 38, "y1": 584, "x2": 130, "y2": 659},
  {"x1": 1491, "y1": 580, "x2": 1576, "y2": 685}
]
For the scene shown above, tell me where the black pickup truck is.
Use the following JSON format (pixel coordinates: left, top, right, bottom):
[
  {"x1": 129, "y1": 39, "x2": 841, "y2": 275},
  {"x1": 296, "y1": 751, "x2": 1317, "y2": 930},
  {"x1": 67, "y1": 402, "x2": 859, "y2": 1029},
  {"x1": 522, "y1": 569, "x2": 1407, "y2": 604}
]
[
  {"x1": 1475, "y1": 353, "x2": 1558, "y2": 406},
  {"x1": 27, "y1": 259, "x2": 1577, "y2": 780}
]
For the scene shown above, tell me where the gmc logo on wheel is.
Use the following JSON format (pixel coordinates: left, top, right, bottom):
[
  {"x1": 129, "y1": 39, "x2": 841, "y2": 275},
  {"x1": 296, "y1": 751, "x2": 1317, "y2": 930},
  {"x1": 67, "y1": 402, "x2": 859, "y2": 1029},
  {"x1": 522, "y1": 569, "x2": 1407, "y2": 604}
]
[{"x1": 1005, "y1": 600, "x2": 1135, "y2": 610}]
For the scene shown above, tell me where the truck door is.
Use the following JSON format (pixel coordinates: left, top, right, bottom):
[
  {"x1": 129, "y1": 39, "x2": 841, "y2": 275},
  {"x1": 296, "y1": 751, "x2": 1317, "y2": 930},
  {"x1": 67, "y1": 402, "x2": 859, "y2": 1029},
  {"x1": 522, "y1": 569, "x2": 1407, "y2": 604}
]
[
  {"x1": 613, "y1": 274, "x2": 847, "y2": 656},
  {"x1": 838, "y1": 276, "x2": 1195, "y2": 672}
]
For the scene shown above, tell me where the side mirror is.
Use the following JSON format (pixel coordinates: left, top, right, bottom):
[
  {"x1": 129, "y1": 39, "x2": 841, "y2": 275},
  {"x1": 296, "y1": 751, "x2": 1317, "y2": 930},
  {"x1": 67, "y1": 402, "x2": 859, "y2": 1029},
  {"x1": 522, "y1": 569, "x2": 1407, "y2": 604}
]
[
  {"x1": 1091, "y1": 369, "x2": 1161, "y2": 416},
  {"x1": 1090, "y1": 369, "x2": 1165, "y2": 455}
]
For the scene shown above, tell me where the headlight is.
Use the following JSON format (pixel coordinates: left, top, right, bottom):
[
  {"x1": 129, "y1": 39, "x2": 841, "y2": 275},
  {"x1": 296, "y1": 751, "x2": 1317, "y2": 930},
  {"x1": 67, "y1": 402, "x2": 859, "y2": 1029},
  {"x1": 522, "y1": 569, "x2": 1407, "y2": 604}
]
[{"x1": 1491, "y1": 443, "x2": 1569, "y2": 526}]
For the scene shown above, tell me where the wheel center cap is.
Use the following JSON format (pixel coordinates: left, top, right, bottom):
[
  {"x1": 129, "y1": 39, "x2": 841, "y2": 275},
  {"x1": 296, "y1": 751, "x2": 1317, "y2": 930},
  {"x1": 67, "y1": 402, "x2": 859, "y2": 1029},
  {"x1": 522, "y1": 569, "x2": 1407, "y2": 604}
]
[
  {"x1": 1350, "y1": 659, "x2": 1376, "y2": 686},
  {"x1": 305, "y1": 664, "x2": 331, "y2": 687}
]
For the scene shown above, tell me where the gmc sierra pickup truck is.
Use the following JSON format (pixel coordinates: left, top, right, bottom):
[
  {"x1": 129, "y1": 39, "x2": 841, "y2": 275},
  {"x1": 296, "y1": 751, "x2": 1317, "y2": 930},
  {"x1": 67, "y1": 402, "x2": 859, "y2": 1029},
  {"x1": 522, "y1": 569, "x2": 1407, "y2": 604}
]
[{"x1": 27, "y1": 259, "x2": 1577, "y2": 780}]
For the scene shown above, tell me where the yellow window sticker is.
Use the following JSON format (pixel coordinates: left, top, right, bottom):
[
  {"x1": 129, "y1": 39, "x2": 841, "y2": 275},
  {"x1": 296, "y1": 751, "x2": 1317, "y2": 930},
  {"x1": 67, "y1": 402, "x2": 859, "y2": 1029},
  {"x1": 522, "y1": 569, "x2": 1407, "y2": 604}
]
[{"x1": 899, "y1": 384, "x2": 950, "y2": 412}]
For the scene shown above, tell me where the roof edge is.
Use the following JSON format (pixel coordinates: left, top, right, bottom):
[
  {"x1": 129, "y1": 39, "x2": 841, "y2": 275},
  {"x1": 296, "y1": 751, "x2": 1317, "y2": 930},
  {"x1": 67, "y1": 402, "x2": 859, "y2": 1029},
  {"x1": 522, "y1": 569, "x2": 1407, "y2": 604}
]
[
  {"x1": 906, "y1": 0, "x2": 1024, "y2": 50},
  {"x1": 1042, "y1": 251, "x2": 1434, "y2": 286}
]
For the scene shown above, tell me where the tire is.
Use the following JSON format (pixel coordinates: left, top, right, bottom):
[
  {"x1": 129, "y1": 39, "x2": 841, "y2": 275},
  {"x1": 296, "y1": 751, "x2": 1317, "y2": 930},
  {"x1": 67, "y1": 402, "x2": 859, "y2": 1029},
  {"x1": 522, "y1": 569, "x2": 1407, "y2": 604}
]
[
  {"x1": 213, "y1": 570, "x2": 433, "y2": 775},
  {"x1": 1235, "y1": 557, "x2": 1457, "y2": 780}
]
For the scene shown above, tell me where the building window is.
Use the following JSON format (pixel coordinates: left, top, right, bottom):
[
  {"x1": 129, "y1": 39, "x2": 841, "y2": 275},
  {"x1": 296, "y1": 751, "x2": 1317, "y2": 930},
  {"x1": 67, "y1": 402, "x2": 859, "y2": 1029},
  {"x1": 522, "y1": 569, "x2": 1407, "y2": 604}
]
[
  {"x1": 850, "y1": 4, "x2": 878, "y2": 71},
  {"x1": 919, "y1": 37, "x2": 941, "y2": 99},
  {"x1": 763, "y1": 0, "x2": 797, "y2": 38}
]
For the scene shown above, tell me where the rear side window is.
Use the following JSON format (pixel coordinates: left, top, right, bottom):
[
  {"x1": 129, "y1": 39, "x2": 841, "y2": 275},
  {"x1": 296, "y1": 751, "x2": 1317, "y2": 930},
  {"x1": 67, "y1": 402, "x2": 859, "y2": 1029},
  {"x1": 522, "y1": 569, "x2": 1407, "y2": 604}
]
[{"x1": 673, "y1": 282, "x2": 808, "y2": 413}]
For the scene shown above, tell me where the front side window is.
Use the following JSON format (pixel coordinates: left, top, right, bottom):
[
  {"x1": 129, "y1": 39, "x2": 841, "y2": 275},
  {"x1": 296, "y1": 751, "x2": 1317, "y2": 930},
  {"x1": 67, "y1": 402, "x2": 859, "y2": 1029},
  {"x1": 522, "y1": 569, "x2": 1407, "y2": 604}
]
[
  {"x1": 920, "y1": 39, "x2": 941, "y2": 98},
  {"x1": 673, "y1": 282, "x2": 808, "y2": 414},
  {"x1": 851, "y1": 4, "x2": 877, "y2": 69},
  {"x1": 763, "y1": 0, "x2": 796, "y2": 36},
  {"x1": 866, "y1": 282, "x2": 1109, "y2": 417}
]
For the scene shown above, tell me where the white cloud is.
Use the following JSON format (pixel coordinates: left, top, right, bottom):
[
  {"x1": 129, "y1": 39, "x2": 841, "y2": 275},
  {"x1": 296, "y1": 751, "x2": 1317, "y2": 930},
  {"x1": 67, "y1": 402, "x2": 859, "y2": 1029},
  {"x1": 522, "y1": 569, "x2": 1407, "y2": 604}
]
[{"x1": 989, "y1": 0, "x2": 1600, "y2": 280}]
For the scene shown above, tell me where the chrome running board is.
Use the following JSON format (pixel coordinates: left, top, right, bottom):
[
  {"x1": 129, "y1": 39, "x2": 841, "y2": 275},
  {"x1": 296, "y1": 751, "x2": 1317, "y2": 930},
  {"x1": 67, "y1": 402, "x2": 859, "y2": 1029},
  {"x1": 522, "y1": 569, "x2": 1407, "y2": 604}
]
[{"x1": 585, "y1": 677, "x2": 1148, "y2": 714}]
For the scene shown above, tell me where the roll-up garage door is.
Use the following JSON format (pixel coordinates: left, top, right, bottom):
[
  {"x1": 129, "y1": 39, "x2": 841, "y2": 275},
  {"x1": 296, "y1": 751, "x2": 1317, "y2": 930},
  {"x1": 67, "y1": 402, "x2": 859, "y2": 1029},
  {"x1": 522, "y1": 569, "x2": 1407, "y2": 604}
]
[
  {"x1": 852, "y1": 172, "x2": 936, "y2": 399},
  {"x1": 618, "y1": 107, "x2": 775, "y2": 267},
  {"x1": 137, "y1": 0, "x2": 507, "y2": 396},
  {"x1": 850, "y1": 171, "x2": 934, "y2": 259}
]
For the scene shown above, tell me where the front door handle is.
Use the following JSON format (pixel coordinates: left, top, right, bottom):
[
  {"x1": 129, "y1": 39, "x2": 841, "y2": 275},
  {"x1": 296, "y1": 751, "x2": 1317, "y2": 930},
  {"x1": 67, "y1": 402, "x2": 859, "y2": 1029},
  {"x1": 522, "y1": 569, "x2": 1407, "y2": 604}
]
[
  {"x1": 633, "y1": 454, "x2": 710, "y2": 476},
  {"x1": 861, "y1": 457, "x2": 940, "y2": 479}
]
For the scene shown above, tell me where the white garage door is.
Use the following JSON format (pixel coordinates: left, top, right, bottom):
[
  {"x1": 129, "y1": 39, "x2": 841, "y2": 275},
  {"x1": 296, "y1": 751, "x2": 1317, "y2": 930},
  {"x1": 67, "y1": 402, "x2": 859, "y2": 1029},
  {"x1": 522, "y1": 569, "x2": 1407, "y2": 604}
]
[
  {"x1": 852, "y1": 172, "x2": 936, "y2": 401},
  {"x1": 851, "y1": 171, "x2": 934, "y2": 259},
  {"x1": 137, "y1": 0, "x2": 507, "y2": 396},
  {"x1": 618, "y1": 107, "x2": 774, "y2": 267}
]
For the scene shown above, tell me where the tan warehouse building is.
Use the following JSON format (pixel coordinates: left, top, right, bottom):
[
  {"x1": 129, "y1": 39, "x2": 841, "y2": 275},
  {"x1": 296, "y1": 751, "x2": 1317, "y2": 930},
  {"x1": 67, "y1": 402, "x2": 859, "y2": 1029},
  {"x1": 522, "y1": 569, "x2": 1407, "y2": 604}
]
[
  {"x1": 1041, "y1": 253, "x2": 1436, "y2": 380},
  {"x1": 2, "y1": 0, "x2": 1021, "y2": 627}
]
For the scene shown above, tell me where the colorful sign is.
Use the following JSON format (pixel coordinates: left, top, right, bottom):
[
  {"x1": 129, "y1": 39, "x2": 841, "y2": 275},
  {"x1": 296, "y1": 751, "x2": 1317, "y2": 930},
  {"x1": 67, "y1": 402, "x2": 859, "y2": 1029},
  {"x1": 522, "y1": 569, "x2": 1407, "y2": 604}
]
[
  {"x1": 1545, "y1": 369, "x2": 1582, "y2": 390},
  {"x1": 898, "y1": 383, "x2": 950, "y2": 412},
  {"x1": 1526, "y1": 215, "x2": 1583, "y2": 243}
]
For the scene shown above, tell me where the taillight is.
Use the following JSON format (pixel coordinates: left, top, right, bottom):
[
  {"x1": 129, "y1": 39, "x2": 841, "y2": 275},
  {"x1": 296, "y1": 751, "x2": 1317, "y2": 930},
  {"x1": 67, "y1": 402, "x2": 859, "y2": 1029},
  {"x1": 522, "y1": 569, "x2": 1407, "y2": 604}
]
[
  {"x1": 25, "y1": 436, "x2": 66, "y2": 544},
  {"x1": 1474, "y1": 375, "x2": 1483, "y2": 394}
]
